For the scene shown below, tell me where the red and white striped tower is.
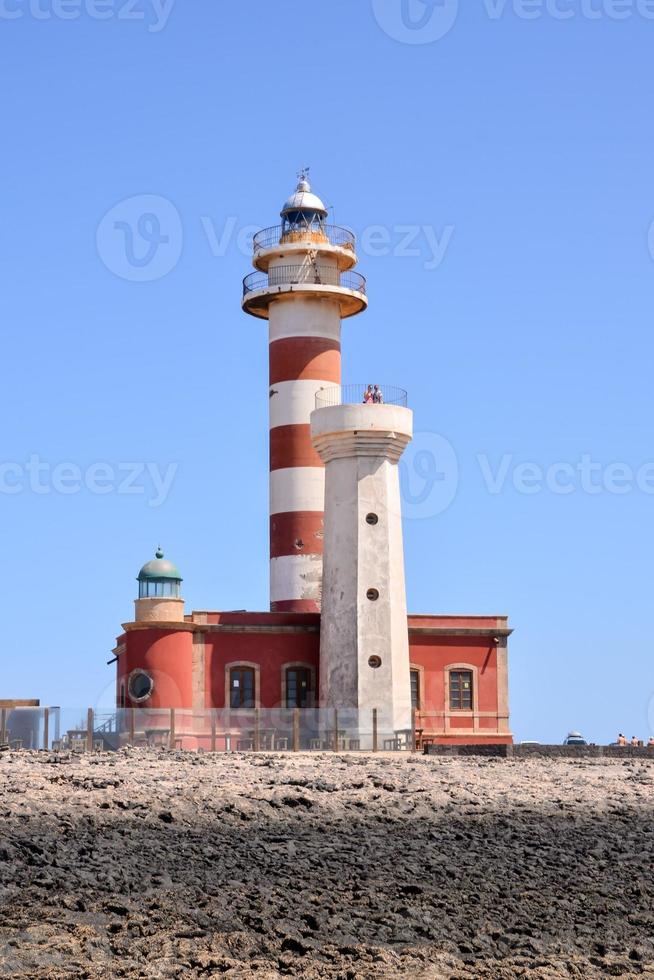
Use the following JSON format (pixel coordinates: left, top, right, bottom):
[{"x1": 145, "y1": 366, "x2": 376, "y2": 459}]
[{"x1": 242, "y1": 172, "x2": 367, "y2": 611}]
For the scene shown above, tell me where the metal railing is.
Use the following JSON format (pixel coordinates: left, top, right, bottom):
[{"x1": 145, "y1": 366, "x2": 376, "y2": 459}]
[
  {"x1": 253, "y1": 223, "x2": 356, "y2": 253},
  {"x1": 0, "y1": 706, "x2": 61, "y2": 750},
  {"x1": 243, "y1": 267, "x2": 366, "y2": 298},
  {"x1": 315, "y1": 384, "x2": 408, "y2": 409},
  {"x1": 1, "y1": 706, "x2": 420, "y2": 753}
]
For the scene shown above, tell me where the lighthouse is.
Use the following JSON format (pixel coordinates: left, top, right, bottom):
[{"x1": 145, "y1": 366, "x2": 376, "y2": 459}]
[
  {"x1": 242, "y1": 172, "x2": 367, "y2": 612},
  {"x1": 311, "y1": 392, "x2": 414, "y2": 731},
  {"x1": 114, "y1": 175, "x2": 513, "y2": 749}
]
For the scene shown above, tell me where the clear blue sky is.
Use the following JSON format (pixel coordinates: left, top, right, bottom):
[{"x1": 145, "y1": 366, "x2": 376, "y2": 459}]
[{"x1": 1, "y1": 0, "x2": 653, "y2": 743}]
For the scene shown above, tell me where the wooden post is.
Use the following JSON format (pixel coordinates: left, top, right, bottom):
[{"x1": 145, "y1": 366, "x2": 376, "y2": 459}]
[
  {"x1": 0, "y1": 708, "x2": 7, "y2": 745},
  {"x1": 210, "y1": 713, "x2": 216, "y2": 753},
  {"x1": 411, "y1": 707, "x2": 417, "y2": 753},
  {"x1": 372, "y1": 708, "x2": 378, "y2": 752},
  {"x1": 43, "y1": 707, "x2": 50, "y2": 751},
  {"x1": 254, "y1": 708, "x2": 261, "y2": 752},
  {"x1": 293, "y1": 708, "x2": 300, "y2": 752},
  {"x1": 333, "y1": 708, "x2": 339, "y2": 752},
  {"x1": 86, "y1": 708, "x2": 94, "y2": 753},
  {"x1": 169, "y1": 708, "x2": 176, "y2": 750},
  {"x1": 129, "y1": 708, "x2": 135, "y2": 746}
]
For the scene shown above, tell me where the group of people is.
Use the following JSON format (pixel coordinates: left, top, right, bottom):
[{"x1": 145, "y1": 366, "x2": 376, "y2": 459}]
[
  {"x1": 617, "y1": 733, "x2": 654, "y2": 747},
  {"x1": 363, "y1": 384, "x2": 384, "y2": 404}
]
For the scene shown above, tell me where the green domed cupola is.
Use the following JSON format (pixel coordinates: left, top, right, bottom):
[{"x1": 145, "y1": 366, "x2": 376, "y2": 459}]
[{"x1": 137, "y1": 548, "x2": 183, "y2": 599}]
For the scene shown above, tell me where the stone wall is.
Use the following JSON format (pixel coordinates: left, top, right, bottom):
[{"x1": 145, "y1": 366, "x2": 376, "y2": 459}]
[{"x1": 425, "y1": 743, "x2": 654, "y2": 759}]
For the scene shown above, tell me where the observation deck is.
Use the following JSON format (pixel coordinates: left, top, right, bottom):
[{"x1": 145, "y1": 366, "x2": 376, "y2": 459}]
[
  {"x1": 251, "y1": 223, "x2": 358, "y2": 272},
  {"x1": 311, "y1": 385, "x2": 412, "y2": 464},
  {"x1": 314, "y1": 384, "x2": 408, "y2": 409},
  {"x1": 242, "y1": 266, "x2": 368, "y2": 319}
]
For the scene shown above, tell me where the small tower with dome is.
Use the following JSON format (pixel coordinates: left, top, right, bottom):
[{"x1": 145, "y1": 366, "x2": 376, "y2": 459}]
[{"x1": 135, "y1": 548, "x2": 184, "y2": 623}]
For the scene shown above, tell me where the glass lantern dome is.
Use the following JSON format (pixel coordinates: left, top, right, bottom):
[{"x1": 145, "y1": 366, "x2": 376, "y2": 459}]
[{"x1": 137, "y1": 548, "x2": 183, "y2": 599}]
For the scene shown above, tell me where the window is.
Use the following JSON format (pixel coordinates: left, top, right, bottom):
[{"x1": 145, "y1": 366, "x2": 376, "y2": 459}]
[
  {"x1": 410, "y1": 670, "x2": 420, "y2": 710},
  {"x1": 285, "y1": 667, "x2": 312, "y2": 708},
  {"x1": 283, "y1": 212, "x2": 324, "y2": 235},
  {"x1": 230, "y1": 667, "x2": 255, "y2": 709},
  {"x1": 119, "y1": 684, "x2": 126, "y2": 709},
  {"x1": 365, "y1": 513, "x2": 379, "y2": 525},
  {"x1": 128, "y1": 670, "x2": 154, "y2": 703},
  {"x1": 449, "y1": 670, "x2": 473, "y2": 710},
  {"x1": 139, "y1": 579, "x2": 180, "y2": 599},
  {"x1": 366, "y1": 588, "x2": 379, "y2": 601}
]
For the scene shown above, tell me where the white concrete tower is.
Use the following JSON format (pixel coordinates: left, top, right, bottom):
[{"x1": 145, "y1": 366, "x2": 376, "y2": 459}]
[
  {"x1": 242, "y1": 173, "x2": 367, "y2": 611},
  {"x1": 310, "y1": 394, "x2": 413, "y2": 732}
]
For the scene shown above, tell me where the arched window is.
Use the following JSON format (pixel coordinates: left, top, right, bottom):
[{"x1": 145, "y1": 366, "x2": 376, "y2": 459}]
[
  {"x1": 285, "y1": 667, "x2": 312, "y2": 708},
  {"x1": 230, "y1": 667, "x2": 255, "y2": 709},
  {"x1": 449, "y1": 670, "x2": 473, "y2": 711}
]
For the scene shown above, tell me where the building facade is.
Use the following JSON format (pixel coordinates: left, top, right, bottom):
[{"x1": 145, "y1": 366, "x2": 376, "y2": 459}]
[{"x1": 113, "y1": 176, "x2": 513, "y2": 745}]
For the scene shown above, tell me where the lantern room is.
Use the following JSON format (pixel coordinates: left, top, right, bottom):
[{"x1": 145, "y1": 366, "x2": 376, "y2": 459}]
[
  {"x1": 137, "y1": 549, "x2": 183, "y2": 599},
  {"x1": 280, "y1": 169, "x2": 328, "y2": 240}
]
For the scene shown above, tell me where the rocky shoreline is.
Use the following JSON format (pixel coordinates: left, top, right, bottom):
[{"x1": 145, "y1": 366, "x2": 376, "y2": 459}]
[{"x1": 1, "y1": 750, "x2": 653, "y2": 978}]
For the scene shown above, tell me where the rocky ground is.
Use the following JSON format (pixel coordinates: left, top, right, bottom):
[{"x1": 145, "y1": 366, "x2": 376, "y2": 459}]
[{"x1": 1, "y1": 750, "x2": 653, "y2": 979}]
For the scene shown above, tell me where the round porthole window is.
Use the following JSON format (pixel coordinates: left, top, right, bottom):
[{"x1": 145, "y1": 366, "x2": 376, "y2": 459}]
[
  {"x1": 128, "y1": 670, "x2": 154, "y2": 703},
  {"x1": 366, "y1": 588, "x2": 379, "y2": 601},
  {"x1": 368, "y1": 656, "x2": 382, "y2": 669},
  {"x1": 365, "y1": 513, "x2": 379, "y2": 526}
]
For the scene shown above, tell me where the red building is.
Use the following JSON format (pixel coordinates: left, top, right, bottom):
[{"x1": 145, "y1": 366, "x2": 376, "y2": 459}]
[{"x1": 114, "y1": 553, "x2": 512, "y2": 745}]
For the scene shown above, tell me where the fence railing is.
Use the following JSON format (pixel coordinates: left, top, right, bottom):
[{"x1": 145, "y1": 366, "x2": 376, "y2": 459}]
[
  {"x1": 253, "y1": 223, "x2": 356, "y2": 254},
  {"x1": 315, "y1": 384, "x2": 408, "y2": 409},
  {"x1": 0, "y1": 705, "x2": 61, "y2": 751},
  {"x1": 243, "y1": 267, "x2": 366, "y2": 297},
  {"x1": 0, "y1": 707, "x2": 425, "y2": 753}
]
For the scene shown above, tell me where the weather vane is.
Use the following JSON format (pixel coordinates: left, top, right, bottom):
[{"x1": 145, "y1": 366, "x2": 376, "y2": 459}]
[{"x1": 297, "y1": 166, "x2": 310, "y2": 183}]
